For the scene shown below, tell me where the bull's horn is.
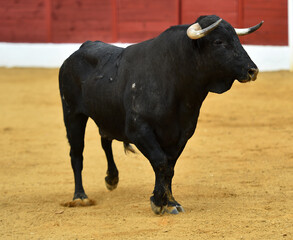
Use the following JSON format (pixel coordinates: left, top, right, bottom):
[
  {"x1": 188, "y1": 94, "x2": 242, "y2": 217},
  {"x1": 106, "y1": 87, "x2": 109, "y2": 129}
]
[
  {"x1": 187, "y1": 19, "x2": 222, "y2": 40},
  {"x1": 235, "y1": 21, "x2": 264, "y2": 36}
]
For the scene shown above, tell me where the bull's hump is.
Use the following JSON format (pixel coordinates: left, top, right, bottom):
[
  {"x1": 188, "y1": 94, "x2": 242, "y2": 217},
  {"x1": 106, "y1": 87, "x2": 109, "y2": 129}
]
[{"x1": 80, "y1": 41, "x2": 124, "y2": 67}]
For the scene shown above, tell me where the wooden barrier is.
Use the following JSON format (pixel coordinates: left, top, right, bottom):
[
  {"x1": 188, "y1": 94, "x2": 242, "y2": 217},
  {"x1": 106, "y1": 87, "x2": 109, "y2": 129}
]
[{"x1": 0, "y1": 0, "x2": 288, "y2": 45}]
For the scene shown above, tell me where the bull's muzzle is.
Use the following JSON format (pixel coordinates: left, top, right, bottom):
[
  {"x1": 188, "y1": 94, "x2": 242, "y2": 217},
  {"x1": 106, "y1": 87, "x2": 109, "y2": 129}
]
[{"x1": 239, "y1": 68, "x2": 259, "y2": 83}]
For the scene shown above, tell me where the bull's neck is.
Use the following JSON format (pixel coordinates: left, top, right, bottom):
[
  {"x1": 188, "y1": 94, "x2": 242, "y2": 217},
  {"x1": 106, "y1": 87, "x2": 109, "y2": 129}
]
[{"x1": 152, "y1": 30, "x2": 209, "y2": 109}]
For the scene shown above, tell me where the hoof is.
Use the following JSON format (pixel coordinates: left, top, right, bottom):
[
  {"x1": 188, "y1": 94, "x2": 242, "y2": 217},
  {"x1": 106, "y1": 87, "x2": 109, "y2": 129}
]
[
  {"x1": 105, "y1": 176, "x2": 119, "y2": 191},
  {"x1": 166, "y1": 204, "x2": 185, "y2": 214},
  {"x1": 168, "y1": 200, "x2": 185, "y2": 213},
  {"x1": 150, "y1": 196, "x2": 167, "y2": 215},
  {"x1": 61, "y1": 192, "x2": 96, "y2": 207},
  {"x1": 61, "y1": 198, "x2": 96, "y2": 207},
  {"x1": 165, "y1": 204, "x2": 185, "y2": 214},
  {"x1": 175, "y1": 204, "x2": 185, "y2": 213},
  {"x1": 150, "y1": 196, "x2": 185, "y2": 215},
  {"x1": 166, "y1": 206, "x2": 179, "y2": 214}
]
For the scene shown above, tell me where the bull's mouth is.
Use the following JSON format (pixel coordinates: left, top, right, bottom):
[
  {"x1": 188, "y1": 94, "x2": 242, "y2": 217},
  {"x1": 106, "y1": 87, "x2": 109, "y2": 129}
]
[{"x1": 238, "y1": 78, "x2": 252, "y2": 83}]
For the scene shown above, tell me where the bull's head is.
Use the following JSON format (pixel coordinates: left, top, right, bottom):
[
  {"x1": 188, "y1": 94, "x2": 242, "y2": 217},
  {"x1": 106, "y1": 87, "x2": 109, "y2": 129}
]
[{"x1": 186, "y1": 15, "x2": 263, "y2": 93}]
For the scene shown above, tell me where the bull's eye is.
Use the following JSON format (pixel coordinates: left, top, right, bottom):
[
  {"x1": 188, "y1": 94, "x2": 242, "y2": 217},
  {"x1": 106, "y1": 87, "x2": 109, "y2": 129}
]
[{"x1": 214, "y1": 39, "x2": 223, "y2": 45}]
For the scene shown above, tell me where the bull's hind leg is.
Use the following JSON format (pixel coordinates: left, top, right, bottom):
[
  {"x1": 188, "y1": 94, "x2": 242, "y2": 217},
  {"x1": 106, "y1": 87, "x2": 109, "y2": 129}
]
[
  {"x1": 101, "y1": 138, "x2": 119, "y2": 190},
  {"x1": 62, "y1": 112, "x2": 95, "y2": 207}
]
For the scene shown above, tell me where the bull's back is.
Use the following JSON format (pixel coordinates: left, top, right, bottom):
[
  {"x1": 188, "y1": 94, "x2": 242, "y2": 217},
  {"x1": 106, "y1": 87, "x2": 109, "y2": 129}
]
[{"x1": 59, "y1": 41, "x2": 128, "y2": 141}]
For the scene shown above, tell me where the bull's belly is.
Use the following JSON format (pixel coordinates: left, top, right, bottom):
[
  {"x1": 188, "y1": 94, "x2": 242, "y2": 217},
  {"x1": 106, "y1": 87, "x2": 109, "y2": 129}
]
[
  {"x1": 81, "y1": 78, "x2": 128, "y2": 141},
  {"x1": 86, "y1": 105, "x2": 128, "y2": 142}
]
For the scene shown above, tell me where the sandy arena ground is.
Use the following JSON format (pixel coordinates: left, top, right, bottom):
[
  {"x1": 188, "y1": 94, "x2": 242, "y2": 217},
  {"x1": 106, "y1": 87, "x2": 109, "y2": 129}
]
[{"x1": 0, "y1": 68, "x2": 292, "y2": 239}]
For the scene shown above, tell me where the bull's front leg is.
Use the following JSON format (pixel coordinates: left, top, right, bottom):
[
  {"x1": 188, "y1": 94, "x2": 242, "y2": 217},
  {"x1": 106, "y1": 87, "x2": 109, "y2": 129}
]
[
  {"x1": 126, "y1": 119, "x2": 182, "y2": 215},
  {"x1": 150, "y1": 165, "x2": 184, "y2": 215},
  {"x1": 164, "y1": 162, "x2": 185, "y2": 213}
]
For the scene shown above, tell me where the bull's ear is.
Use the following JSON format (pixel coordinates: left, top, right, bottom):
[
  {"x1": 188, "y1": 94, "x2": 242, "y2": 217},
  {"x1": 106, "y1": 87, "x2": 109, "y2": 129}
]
[{"x1": 235, "y1": 21, "x2": 264, "y2": 36}]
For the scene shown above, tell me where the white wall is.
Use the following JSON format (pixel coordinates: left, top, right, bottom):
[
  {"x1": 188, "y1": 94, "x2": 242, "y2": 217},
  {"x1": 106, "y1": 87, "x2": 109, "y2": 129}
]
[
  {"x1": 0, "y1": 42, "x2": 290, "y2": 71},
  {"x1": 244, "y1": 45, "x2": 290, "y2": 71}
]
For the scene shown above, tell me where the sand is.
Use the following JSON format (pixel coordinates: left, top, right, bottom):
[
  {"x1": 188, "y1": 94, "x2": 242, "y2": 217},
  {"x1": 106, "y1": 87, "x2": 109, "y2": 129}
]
[{"x1": 0, "y1": 68, "x2": 292, "y2": 239}]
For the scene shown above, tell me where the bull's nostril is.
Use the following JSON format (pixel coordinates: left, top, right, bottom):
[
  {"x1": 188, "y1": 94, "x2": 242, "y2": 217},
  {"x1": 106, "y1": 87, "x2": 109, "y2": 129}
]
[
  {"x1": 248, "y1": 68, "x2": 259, "y2": 81},
  {"x1": 248, "y1": 68, "x2": 256, "y2": 75}
]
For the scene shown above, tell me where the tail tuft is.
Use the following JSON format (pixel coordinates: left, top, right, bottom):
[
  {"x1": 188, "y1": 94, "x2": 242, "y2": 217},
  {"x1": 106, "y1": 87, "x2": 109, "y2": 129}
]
[{"x1": 123, "y1": 142, "x2": 136, "y2": 154}]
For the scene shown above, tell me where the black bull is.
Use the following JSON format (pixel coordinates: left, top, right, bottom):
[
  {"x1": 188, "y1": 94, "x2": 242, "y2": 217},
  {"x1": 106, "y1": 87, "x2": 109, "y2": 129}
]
[{"x1": 59, "y1": 15, "x2": 263, "y2": 214}]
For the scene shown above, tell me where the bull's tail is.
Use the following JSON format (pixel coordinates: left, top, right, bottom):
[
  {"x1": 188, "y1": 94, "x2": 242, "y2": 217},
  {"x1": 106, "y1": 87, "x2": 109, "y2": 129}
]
[{"x1": 123, "y1": 142, "x2": 136, "y2": 154}]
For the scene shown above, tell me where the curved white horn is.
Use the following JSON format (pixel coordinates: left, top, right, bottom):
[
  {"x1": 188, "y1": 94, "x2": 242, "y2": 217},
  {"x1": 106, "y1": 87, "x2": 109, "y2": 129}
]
[
  {"x1": 235, "y1": 21, "x2": 264, "y2": 36},
  {"x1": 187, "y1": 19, "x2": 222, "y2": 40}
]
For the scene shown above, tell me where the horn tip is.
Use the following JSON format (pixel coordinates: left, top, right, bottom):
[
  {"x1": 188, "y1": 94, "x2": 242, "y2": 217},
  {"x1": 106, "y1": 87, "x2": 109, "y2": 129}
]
[{"x1": 258, "y1": 20, "x2": 264, "y2": 28}]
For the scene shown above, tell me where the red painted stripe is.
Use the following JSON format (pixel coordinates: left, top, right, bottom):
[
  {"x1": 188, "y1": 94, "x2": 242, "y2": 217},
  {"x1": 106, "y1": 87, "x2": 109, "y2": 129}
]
[
  {"x1": 111, "y1": 0, "x2": 118, "y2": 42},
  {"x1": 238, "y1": 0, "x2": 244, "y2": 27},
  {"x1": 177, "y1": 0, "x2": 182, "y2": 24},
  {"x1": 45, "y1": 0, "x2": 52, "y2": 42}
]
